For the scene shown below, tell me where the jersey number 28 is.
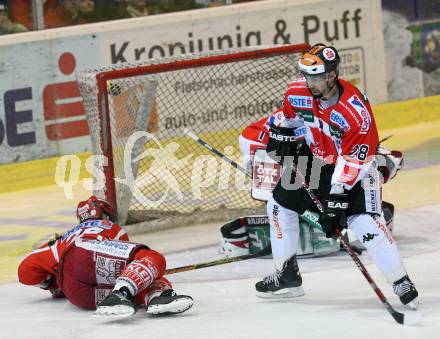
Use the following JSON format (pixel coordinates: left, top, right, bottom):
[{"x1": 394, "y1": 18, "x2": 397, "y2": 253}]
[{"x1": 349, "y1": 144, "x2": 369, "y2": 161}]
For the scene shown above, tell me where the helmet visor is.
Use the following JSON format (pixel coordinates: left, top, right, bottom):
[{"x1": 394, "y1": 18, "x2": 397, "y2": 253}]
[{"x1": 301, "y1": 72, "x2": 329, "y2": 86}]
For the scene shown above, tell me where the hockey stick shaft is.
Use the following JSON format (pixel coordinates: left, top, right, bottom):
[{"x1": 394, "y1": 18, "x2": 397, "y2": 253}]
[
  {"x1": 164, "y1": 131, "x2": 267, "y2": 275},
  {"x1": 336, "y1": 228, "x2": 408, "y2": 324},
  {"x1": 288, "y1": 162, "x2": 410, "y2": 324},
  {"x1": 379, "y1": 134, "x2": 393, "y2": 144},
  {"x1": 184, "y1": 129, "x2": 251, "y2": 177},
  {"x1": 185, "y1": 130, "x2": 328, "y2": 243},
  {"x1": 165, "y1": 245, "x2": 271, "y2": 275}
]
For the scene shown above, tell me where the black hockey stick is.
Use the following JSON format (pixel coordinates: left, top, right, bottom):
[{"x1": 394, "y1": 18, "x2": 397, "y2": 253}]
[
  {"x1": 184, "y1": 129, "x2": 251, "y2": 177},
  {"x1": 184, "y1": 129, "x2": 361, "y2": 255},
  {"x1": 185, "y1": 130, "x2": 421, "y2": 325},
  {"x1": 185, "y1": 130, "x2": 393, "y2": 179},
  {"x1": 379, "y1": 134, "x2": 393, "y2": 143},
  {"x1": 165, "y1": 245, "x2": 272, "y2": 275},
  {"x1": 283, "y1": 161, "x2": 422, "y2": 325}
]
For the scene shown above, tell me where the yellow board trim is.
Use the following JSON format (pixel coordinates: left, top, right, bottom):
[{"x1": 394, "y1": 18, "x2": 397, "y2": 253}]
[
  {"x1": 0, "y1": 152, "x2": 92, "y2": 194},
  {"x1": 1, "y1": 95, "x2": 440, "y2": 194},
  {"x1": 374, "y1": 95, "x2": 440, "y2": 130}
]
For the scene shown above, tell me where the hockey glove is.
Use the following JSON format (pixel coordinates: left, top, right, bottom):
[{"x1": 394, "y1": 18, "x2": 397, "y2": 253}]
[
  {"x1": 319, "y1": 193, "x2": 348, "y2": 238},
  {"x1": 41, "y1": 275, "x2": 65, "y2": 298},
  {"x1": 266, "y1": 126, "x2": 297, "y2": 164}
]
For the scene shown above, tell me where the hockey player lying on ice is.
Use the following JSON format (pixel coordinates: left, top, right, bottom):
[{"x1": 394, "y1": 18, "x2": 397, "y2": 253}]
[
  {"x1": 235, "y1": 43, "x2": 418, "y2": 310},
  {"x1": 18, "y1": 195, "x2": 193, "y2": 317}
]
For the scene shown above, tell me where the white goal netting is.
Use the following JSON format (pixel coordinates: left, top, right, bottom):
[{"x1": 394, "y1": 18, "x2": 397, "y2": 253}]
[{"x1": 76, "y1": 44, "x2": 308, "y2": 225}]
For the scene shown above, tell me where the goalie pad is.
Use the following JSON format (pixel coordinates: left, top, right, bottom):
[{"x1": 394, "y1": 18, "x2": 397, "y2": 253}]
[
  {"x1": 376, "y1": 144, "x2": 403, "y2": 184},
  {"x1": 218, "y1": 218, "x2": 249, "y2": 257},
  {"x1": 219, "y1": 213, "x2": 340, "y2": 258},
  {"x1": 219, "y1": 203, "x2": 394, "y2": 257}
]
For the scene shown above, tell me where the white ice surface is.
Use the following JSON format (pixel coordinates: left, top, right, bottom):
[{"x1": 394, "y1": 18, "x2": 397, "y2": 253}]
[{"x1": 2, "y1": 205, "x2": 440, "y2": 339}]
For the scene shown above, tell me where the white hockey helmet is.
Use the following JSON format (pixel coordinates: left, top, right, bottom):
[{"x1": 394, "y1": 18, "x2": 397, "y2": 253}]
[{"x1": 298, "y1": 43, "x2": 340, "y2": 75}]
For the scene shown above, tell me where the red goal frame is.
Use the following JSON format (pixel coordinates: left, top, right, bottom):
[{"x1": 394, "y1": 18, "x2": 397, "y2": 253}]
[{"x1": 94, "y1": 43, "x2": 310, "y2": 217}]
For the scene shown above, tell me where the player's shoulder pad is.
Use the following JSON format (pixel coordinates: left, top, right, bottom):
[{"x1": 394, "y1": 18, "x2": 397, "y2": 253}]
[
  {"x1": 79, "y1": 219, "x2": 116, "y2": 229},
  {"x1": 339, "y1": 79, "x2": 370, "y2": 104},
  {"x1": 284, "y1": 78, "x2": 313, "y2": 111},
  {"x1": 267, "y1": 109, "x2": 285, "y2": 127},
  {"x1": 286, "y1": 78, "x2": 308, "y2": 91}
]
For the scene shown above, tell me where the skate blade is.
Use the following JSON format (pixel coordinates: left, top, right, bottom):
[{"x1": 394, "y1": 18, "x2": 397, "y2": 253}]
[
  {"x1": 94, "y1": 305, "x2": 136, "y2": 317},
  {"x1": 256, "y1": 286, "x2": 305, "y2": 299},
  {"x1": 405, "y1": 298, "x2": 420, "y2": 311},
  {"x1": 146, "y1": 297, "x2": 194, "y2": 315},
  {"x1": 403, "y1": 310, "x2": 423, "y2": 326}
]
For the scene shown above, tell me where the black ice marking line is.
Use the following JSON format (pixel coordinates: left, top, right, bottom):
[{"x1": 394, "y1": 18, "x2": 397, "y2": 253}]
[{"x1": 184, "y1": 129, "x2": 422, "y2": 325}]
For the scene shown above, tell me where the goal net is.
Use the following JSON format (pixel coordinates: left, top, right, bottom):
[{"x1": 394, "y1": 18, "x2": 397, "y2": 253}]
[{"x1": 77, "y1": 43, "x2": 309, "y2": 226}]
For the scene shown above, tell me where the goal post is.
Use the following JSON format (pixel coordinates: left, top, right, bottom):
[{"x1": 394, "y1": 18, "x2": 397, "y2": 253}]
[{"x1": 77, "y1": 43, "x2": 310, "y2": 225}]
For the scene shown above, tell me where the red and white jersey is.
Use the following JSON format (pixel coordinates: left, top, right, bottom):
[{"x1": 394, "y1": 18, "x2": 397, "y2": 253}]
[
  {"x1": 241, "y1": 109, "x2": 305, "y2": 145},
  {"x1": 282, "y1": 78, "x2": 379, "y2": 189},
  {"x1": 18, "y1": 220, "x2": 129, "y2": 288},
  {"x1": 241, "y1": 109, "x2": 283, "y2": 145}
]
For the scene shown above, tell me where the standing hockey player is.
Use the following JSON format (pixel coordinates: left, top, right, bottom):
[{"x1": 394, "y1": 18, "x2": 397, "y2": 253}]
[
  {"x1": 255, "y1": 43, "x2": 418, "y2": 309},
  {"x1": 18, "y1": 195, "x2": 193, "y2": 316},
  {"x1": 224, "y1": 109, "x2": 402, "y2": 258}
]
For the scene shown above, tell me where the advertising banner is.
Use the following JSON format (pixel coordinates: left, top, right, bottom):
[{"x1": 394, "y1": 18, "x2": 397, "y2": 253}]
[
  {"x1": 0, "y1": 0, "x2": 386, "y2": 164},
  {"x1": 0, "y1": 34, "x2": 99, "y2": 163}
]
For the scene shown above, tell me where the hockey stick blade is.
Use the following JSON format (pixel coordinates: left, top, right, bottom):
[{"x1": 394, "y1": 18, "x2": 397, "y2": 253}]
[
  {"x1": 281, "y1": 159, "x2": 418, "y2": 325},
  {"x1": 337, "y1": 230, "x2": 422, "y2": 325},
  {"x1": 387, "y1": 304, "x2": 422, "y2": 325},
  {"x1": 165, "y1": 245, "x2": 272, "y2": 275}
]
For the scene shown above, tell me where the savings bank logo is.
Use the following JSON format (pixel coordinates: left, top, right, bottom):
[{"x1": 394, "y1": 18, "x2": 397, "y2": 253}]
[
  {"x1": 0, "y1": 51, "x2": 89, "y2": 151},
  {"x1": 43, "y1": 52, "x2": 90, "y2": 140},
  {"x1": 323, "y1": 47, "x2": 336, "y2": 61}
]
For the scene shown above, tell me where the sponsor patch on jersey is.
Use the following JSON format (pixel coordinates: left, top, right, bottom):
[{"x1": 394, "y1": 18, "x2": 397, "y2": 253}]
[
  {"x1": 294, "y1": 126, "x2": 306, "y2": 138},
  {"x1": 329, "y1": 110, "x2": 350, "y2": 132},
  {"x1": 296, "y1": 108, "x2": 314, "y2": 122},
  {"x1": 75, "y1": 238, "x2": 137, "y2": 258},
  {"x1": 288, "y1": 95, "x2": 313, "y2": 109},
  {"x1": 96, "y1": 255, "x2": 126, "y2": 285},
  {"x1": 347, "y1": 95, "x2": 371, "y2": 134},
  {"x1": 80, "y1": 220, "x2": 114, "y2": 229},
  {"x1": 329, "y1": 109, "x2": 350, "y2": 138}
]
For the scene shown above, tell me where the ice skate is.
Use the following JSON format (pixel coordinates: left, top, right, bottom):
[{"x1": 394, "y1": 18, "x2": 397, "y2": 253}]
[
  {"x1": 146, "y1": 289, "x2": 193, "y2": 315},
  {"x1": 95, "y1": 289, "x2": 136, "y2": 317},
  {"x1": 393, "y1": 275, "x2": 419, "y2": 310},
  {"x1": 256, "y1": 255, "x2": 305, "y2": 298}
]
